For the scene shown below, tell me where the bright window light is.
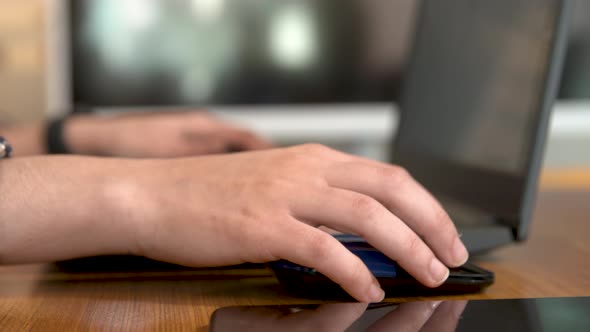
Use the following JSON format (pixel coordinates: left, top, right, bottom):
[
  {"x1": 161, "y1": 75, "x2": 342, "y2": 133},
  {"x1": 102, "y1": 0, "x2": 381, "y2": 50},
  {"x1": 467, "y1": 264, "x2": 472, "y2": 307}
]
[{"x1": 269, "y1": 4, "x2": 317, "y2": 70}]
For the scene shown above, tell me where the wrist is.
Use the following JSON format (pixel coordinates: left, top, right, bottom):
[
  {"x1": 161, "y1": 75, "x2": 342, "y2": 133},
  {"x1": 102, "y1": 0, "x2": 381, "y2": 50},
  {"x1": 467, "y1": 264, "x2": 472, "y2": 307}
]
[
  {"x1": 62, "y1": 115, "x2": 112, "y2": 155},
  {"x1": 98, "y1": 159, "x2": 156, "y2": 257}
]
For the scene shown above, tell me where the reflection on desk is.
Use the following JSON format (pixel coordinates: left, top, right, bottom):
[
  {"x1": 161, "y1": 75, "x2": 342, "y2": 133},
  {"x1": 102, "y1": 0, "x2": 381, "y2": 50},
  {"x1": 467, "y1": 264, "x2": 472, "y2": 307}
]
[{"x1": 210, "y1": 297, "x2": 590, "y2": 332}]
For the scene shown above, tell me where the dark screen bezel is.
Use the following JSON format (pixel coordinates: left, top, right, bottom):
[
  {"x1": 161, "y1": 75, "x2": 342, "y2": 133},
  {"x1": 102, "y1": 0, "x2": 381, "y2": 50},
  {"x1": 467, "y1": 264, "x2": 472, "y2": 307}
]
[{"x1": 393, "y1": 0, "x2": 571, "y2": 239}]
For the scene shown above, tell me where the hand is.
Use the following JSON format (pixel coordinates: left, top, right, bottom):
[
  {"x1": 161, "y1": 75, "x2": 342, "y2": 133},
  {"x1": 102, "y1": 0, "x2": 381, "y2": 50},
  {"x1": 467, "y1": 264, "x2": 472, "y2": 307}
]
[
  {"x1": 210, "y1": 300, "x2": 468, "y2": 332},
  {"x1": 63, "y1": 111, "x2": 272, "y2": 157},
  {"x1": 124, "y1": 144, "x2": 469, "y2": 302}
]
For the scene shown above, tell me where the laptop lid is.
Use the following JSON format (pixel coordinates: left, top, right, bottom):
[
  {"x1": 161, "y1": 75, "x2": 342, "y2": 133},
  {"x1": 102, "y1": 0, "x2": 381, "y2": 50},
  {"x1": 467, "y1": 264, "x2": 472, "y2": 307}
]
[{"x1": 393, "y1": 0, "x2": 570, "y2": 241}]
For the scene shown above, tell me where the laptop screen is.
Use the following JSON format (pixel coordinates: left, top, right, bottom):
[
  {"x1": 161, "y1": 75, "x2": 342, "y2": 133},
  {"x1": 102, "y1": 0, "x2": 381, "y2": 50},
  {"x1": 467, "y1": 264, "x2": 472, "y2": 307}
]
[{"x1": 394, "y1": 0, "x2": 567, "y2": 233}]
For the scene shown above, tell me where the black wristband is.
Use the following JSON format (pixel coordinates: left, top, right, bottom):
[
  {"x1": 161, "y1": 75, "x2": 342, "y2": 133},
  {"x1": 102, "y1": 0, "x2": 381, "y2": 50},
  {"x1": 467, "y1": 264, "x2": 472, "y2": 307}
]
[{"x1": 46, "y1": 118, "x2": 70, "y2": 154}]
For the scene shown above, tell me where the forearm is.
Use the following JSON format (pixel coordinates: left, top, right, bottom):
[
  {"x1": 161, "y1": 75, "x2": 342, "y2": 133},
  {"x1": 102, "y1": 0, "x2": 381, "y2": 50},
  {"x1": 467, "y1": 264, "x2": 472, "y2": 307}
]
[
  {"x1": 0, "y1": 156, "x2": 139, "y2": 264},
  {"x1": 0, "y1": 123, "x2": 47, "y2": 156}
]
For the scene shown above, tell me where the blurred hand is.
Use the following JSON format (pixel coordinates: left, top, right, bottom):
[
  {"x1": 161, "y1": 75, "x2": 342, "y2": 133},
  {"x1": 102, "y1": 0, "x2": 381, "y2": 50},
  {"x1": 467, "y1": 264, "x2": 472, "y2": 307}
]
[
  {"x1": 125, "y1": 144, "x2": 469, "y2": 302},
  {"x1": 210, "y1": 300, "x2": 468, "y2": 332},
  {"x1": 63, "y1": 111, "x2": 272, "y2": 158}
]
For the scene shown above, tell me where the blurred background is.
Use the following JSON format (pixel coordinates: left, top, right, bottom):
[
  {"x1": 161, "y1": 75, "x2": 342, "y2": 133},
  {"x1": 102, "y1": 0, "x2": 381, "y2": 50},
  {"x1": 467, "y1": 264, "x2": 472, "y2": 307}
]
[{"x1": 0, "y1": 0, "x2": 588, "y2": 167}]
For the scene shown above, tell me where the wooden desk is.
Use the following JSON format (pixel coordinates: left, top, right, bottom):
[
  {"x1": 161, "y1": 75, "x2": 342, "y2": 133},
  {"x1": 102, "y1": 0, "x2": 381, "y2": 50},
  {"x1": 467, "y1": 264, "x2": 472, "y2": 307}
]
[{"x1": 1, "y1": 179, "x2": 589, "y2": 330}]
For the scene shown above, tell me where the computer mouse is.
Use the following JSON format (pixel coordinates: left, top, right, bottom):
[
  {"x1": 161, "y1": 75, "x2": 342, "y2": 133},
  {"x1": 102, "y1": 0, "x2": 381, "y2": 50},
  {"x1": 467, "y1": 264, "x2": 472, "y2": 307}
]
[{"x1": 269, "y1": 234, "x2": 494, "y2": 299}]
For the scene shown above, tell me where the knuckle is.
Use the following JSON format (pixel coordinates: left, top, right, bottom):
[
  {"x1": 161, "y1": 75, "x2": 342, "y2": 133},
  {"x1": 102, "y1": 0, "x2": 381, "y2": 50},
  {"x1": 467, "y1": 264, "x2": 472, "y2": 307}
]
[
  {"x1": 305, "y1": 232, "x2": 334, "y2": 262},
  {"x1": 351, "y1": 196, "x2": 383, "y2": 229},
  {"x1": 257, "y1": 176, "x2": 290, "y2": 195},
  {"x1": 399, "y1": 233, "x2": 423, "y2": 256},
  {"x1": 274, "y1": 144, "x2": 333, "y2": 170},
  {"x1": 431, "y1": 206, "x2": 452, "y2": 231},
  {"x1": 379, "y1": 166, "x2": 413, "y2": 199},
  {"x1": 339, "y1": 258, "x2": 369, "y2": 289},
  {"x1": 418, "y1": 203, "x2": 455, "y2": 243},
  {"x1": 274, "y1": 149, "x2": 309, "y2": 168},
  {"x1": 388, "y1": 165, "x2": 411, "y2": 184},
  {"x1": 298, "y1": 143, "x2": 333, "y2": 155}
]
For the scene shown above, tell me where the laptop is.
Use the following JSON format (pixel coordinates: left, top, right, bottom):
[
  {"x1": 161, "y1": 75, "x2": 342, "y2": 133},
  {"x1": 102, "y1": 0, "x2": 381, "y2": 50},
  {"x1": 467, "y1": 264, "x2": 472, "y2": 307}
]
[{"x1": 392, "y1": 0, "x2": 571, "y2": 253}]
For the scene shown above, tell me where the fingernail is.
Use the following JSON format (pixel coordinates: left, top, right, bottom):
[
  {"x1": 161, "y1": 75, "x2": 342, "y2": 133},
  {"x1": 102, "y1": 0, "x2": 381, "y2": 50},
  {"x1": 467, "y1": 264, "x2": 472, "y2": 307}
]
[
  {"x1": 453, "y1": 238, "x2": 469, "y2": 266},
  {"x1": 430, "y1": 258, "x2": 449, "y2": 285},
  {"x1": 369, "y1": 283, "x2": 385, "y2": 302}
]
